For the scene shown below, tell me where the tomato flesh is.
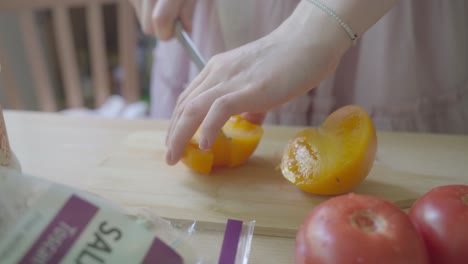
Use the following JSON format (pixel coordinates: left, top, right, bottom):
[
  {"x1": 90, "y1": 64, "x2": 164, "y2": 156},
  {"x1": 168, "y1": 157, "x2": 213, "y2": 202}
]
[{"x1": 281, "y1": 105, "x2": 377, "y2": 195}]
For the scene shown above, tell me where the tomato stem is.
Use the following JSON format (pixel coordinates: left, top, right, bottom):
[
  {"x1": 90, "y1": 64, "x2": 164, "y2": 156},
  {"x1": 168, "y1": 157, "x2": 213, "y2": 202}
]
[{"x1": 350, "y1": 211, "x2": 384, "y2": 232}]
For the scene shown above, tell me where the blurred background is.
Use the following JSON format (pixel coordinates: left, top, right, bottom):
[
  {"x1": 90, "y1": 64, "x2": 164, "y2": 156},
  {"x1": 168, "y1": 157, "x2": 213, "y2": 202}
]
[{"x1": 0, "y1": 0, "x2": 155, "y2": 119}]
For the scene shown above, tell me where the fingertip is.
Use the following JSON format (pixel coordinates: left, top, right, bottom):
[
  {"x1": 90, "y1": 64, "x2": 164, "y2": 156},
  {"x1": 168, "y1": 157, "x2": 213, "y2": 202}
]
[
  {"x1": 141, "y1": 23, "x2": 155, "y2": 36},
  {"x1": 167, "y1": 146, "x2": 183, "y2": 166},
  {"x1": 152, "y1": 12, "x2": 175, "y2": 40},
  {"x1": 161, "y1": 29, "x2": 175, "y2": 40},
  {"x1": 180, "y1": 0, "x2": 195, "y2": 33},
  {"x1": 198, "y1": 136, "x2": 210, "y2": 151},
  {"x1": 180, "y1": 15, "x2": 193, "y2": 33},
  {"x1": 152, "y1": 0, "x2": 187, "y2": 41},
  {"x1": 183, "y1": 21, "x2": 192, "y2": 34},
  {"x1": 164, "y1": 124, "x2": 192, "y2": 167},
  {"x1": 199, "y1": 118, "x2": 229, "y2": 152},
  {"x1": 153, "y1": 20, "x2": 175, "y2": 40},
  {"x1": 166, "y1": 148, "x2": 179, "y2": 166}
]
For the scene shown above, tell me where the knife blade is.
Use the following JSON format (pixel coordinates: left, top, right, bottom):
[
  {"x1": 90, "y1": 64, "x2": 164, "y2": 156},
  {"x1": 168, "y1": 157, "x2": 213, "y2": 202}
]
[{"x1": 174, "y1": 19, "x2": 207, "y2": 72}]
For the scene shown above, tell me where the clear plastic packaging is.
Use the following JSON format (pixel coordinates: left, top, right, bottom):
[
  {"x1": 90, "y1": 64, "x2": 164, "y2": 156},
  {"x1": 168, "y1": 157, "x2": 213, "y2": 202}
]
[{"x1": 0, "y1": 167, "x2": 255, "y2": 264}]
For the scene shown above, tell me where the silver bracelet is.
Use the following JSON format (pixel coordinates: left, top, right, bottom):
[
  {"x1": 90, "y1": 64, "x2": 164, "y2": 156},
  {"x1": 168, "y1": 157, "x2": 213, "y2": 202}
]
[{"x1": 306, "y1": 0, "x2": 358, "y2": 45}]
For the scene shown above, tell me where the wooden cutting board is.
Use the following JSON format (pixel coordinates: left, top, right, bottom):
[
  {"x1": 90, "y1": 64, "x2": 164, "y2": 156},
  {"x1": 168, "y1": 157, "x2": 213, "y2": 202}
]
[{"x1": 88, "y1": 129, "x2": 468, "y2": 238}]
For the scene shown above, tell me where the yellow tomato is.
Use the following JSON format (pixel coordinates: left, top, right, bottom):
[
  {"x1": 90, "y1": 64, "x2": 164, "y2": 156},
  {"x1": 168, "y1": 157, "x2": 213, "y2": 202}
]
[
  {"x1": 182, "y1": 115, "x2": 263, "y2": 174},
  {"x1": 281, "y1": 105, "x2": 377, "y2": 195}
]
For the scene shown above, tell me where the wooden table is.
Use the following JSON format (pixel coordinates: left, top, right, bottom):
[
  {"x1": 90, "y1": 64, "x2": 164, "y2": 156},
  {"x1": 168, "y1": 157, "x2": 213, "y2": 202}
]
[{"x1": 4, "y1": 110, "x2": 468, "y2": 263}]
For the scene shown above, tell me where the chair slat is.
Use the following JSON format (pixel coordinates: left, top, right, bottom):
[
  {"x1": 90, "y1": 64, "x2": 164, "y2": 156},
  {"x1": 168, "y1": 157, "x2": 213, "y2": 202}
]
[
  {"x1": 0, "y1": 41, "x2": 24, "y2": 109},
  {"x1": 19, "y1": 10, "x2": 57, "y2": 112},
  {"x1": 87, "y1": 2, "x2": 110, "y2": 108},
  {"x1": 118, "y1": 0, "x2": 139, "y2": 103},
  {"x1": 1, "y1": 0, "x2": 139, "y2": 111},
  {"x1": 52, "y1": 5, "x2": 83, "y2": 108},
  {"x1": 0, "y1": 0, "x2": 115, "y2": 11}
]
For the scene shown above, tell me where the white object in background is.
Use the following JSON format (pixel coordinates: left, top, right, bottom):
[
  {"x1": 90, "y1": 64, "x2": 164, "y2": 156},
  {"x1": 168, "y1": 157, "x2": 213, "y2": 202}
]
[
  {"x1": 60, "y1": 107, "x2": 94, "y2": 116},
  {"x1": 61, "y1": 95, "x2": 148, "y2": 119},
  {"x1": 121, "y1": 101, "x2": 149, "y2": 119},
  {"x1": 95, "y1": 95, "x2": 126, "y2": 118},
  {"x1": 60, "y1": 95, "x2": 126, "y2": 118}
]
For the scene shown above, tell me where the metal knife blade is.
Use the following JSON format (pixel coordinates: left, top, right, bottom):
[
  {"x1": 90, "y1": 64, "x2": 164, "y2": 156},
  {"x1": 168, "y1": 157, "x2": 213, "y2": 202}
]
[{"x1": 174, "y1": 19, "x2": 206, "y2": 72}]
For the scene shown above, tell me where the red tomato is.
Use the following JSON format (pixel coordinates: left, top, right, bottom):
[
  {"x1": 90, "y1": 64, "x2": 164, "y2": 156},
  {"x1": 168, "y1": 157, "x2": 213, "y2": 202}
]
[
  {"x1": 409, "y1": 185, "x2": 468, "y2": 264},
  {"x1": 296, "y1": 193, "x2": 429, "y2": 264}
]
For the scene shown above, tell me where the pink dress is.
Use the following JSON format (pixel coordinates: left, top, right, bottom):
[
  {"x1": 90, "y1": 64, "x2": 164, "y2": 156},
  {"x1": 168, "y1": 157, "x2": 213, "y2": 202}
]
[{"x1": 149, "y1": 0, "x2": 468, "y2": 134}]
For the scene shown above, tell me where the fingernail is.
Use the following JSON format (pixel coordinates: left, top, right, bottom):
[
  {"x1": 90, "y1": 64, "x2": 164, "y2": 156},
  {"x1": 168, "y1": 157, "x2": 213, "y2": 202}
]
[
  {"x1": 166, "y1": 149, "x2": 173, "y2": 165},
  {"x1": 199, "y1": 137, "x2": 209, "y2": 150}
]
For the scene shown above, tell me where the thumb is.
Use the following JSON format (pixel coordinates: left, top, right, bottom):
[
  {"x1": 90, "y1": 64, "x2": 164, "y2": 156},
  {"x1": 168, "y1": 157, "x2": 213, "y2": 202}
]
[{"x1": 241, "y1": 112, "x2": 266, "y2": 125}]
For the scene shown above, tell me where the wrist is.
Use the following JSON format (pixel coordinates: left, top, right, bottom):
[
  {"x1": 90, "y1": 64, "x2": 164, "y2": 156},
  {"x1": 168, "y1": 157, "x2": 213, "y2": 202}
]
[{"x1": 276, "y1": 0, "x2": 354, "y2": 62}]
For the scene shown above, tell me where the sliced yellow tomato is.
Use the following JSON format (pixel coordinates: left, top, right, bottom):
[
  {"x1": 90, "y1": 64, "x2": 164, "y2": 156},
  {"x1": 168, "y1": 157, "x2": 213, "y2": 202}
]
[
  {"x1": 181, "y1": 115, "x2": 263, "y2": 174},
  {"x1": 281, "y1": 105, "x2": 377, "y2": 195},
  {"x1": 182, "y1": 141, "x2": 213, "y2": 174},
  {"x1": 223, "y1": 115, "x2": 264, "y2": 167}
]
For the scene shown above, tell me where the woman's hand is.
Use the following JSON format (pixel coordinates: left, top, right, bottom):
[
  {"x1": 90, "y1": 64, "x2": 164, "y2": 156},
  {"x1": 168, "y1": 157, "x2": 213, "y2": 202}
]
[
  {"x1": 129, "y1": 0, "x2": 195, "y2": 40},
  {"x1": 164, "y1": 0, "x2": 354, "y2": 165}
]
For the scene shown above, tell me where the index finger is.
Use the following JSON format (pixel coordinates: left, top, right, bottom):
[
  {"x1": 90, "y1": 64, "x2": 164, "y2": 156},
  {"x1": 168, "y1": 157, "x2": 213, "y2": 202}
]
[{"x1": 165, "y1": 106, "x2": 205, "y2": 165}]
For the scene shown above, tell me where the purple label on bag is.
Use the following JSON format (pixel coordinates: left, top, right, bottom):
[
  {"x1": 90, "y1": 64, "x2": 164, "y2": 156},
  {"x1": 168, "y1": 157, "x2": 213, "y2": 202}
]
[
  {"x1": 18, "y1": 195, "x2": 98, "y2": 264},
  {"x1": 142, "y1": 237, "x2": 183, "y2": 264},
  {"x1": 219, "y1": 219, "x2": 243, "y2": 264}
]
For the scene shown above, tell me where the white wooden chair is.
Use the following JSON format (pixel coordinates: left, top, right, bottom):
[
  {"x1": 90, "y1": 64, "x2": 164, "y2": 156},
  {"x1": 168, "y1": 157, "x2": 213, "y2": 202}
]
[{"x1": 0, "y1": 0, "x2": 141, "y2": 112}]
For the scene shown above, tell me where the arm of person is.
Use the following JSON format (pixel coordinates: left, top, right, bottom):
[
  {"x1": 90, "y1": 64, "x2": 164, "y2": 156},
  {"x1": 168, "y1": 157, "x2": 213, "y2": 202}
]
[{"x1": 165, "y1": 0, "x2": 400, "y2": 165}]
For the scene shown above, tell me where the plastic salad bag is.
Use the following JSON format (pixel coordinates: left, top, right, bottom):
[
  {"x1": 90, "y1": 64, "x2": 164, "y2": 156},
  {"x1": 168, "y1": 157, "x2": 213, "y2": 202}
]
[{"x1": 0, "y1": 106, "x2": 255, "y2": 264}]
